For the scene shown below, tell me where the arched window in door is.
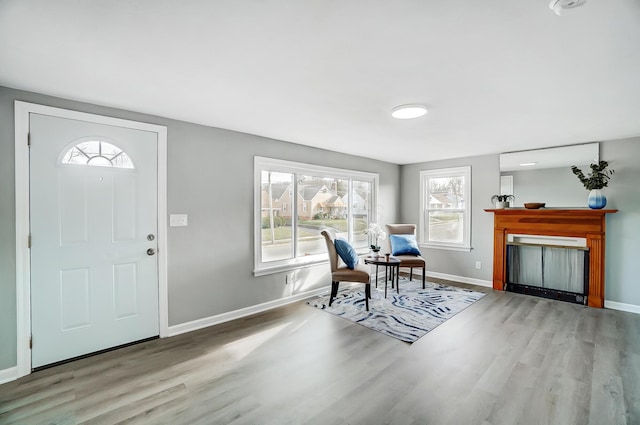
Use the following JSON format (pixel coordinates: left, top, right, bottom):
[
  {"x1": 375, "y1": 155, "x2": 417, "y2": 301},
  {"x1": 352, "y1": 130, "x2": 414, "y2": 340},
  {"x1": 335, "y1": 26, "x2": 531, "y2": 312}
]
[{"x1": 61, "y1": 140, "x2": 134, "y2": 169}]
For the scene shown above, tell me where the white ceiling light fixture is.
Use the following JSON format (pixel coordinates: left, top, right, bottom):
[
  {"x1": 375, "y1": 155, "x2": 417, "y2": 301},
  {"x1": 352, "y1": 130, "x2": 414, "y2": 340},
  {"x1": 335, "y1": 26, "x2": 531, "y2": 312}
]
[
  {"x1": 391, "y1": 104, "x2": 428, "y2": 119},
  {"x1": 519, "y1": 162, "x2": 537, "y2": 167},
  {"x1": 549, "y1": 0, "x2": 587, "y2": 16}
]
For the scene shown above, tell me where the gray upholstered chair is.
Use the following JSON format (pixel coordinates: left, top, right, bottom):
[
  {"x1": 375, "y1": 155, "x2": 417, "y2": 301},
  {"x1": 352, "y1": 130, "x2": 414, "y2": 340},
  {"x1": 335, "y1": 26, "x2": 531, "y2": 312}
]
[
  {"x1": 385, "y1": 224, "x2": 426, "y2": 289},
  {"x1": 321, "y1": 230, "x2": 371, "y2": 310}
]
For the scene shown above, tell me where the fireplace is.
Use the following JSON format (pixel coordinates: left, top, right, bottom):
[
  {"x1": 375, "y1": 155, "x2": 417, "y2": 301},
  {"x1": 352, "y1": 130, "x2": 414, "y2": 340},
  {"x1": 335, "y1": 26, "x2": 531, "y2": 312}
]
[
  {"x1": 505, "y1": 234, "x2": 589, "y2": 305},
  {"x1": 485, "y1": 208, "x2": 617, "y2": 308}
]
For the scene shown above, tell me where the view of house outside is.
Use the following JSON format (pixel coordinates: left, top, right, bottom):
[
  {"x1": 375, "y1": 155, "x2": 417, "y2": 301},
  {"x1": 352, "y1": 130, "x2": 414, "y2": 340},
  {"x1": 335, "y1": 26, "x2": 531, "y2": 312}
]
[
  {"x1": 261, "y1": 171, "x2": 371, "y2": 262},
  {"x1": 426, "y1": 176, "x2": 465, "y2": 244}
]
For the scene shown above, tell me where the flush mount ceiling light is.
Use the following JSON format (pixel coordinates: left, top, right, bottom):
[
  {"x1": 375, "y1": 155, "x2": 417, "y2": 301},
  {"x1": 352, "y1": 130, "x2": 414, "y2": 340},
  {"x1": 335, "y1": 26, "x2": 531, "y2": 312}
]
[
  {"x1": 391, "y1": 104, "x2": 428, "y2": 119},
  {"x1": 549, "y1": 0, "x2": 587, "y2": 16}
]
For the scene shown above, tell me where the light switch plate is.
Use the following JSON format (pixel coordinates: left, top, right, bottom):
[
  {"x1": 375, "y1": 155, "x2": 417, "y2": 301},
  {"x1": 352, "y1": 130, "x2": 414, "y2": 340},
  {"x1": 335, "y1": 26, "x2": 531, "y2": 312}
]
[{"x1": 169, "y1": 214, "x2": 188, "y2": 227}]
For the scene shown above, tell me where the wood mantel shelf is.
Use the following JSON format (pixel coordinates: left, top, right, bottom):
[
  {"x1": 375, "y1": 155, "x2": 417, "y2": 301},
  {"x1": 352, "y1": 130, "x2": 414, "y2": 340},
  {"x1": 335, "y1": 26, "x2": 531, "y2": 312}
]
[{"x1": 485, "y1": 208, "x2": 618, "y2": 308}]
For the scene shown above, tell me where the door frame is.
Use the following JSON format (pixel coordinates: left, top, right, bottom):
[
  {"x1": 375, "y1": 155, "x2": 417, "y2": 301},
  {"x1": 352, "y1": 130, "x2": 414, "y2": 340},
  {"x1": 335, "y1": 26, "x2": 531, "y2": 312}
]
[{"x1": 14, "y1": 101, "x2": 169, "y2": 378}]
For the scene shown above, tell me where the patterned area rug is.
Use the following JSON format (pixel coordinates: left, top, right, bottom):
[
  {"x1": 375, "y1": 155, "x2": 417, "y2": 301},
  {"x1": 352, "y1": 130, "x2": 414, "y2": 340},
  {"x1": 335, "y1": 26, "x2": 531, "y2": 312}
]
[{"x1": 307, "y1": 278, "x2": 486, "y2": 343}]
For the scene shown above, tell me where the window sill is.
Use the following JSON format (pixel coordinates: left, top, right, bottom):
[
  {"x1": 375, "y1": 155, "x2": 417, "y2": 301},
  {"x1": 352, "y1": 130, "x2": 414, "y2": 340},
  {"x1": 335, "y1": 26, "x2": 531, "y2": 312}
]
[
  {"x1": 254, "y1": 258, "x2": 326, "y2": 277},
  {"x1": 419, "y1": 243, "x2": 472, "y2": 252},
  {"x1": 253, "y1": 251, "x2": 370, "y2": 277}
]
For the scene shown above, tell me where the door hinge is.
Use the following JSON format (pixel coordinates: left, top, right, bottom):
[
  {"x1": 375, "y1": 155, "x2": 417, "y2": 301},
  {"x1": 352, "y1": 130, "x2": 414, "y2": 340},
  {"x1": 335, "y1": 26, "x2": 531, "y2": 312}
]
[
  {"x1": 28, "y1": 234, "x2": 32, "y2": 249},
  {"x1": 29, "y1": 336, "x2": 32, "y2": 349},
  {"x1": 27, "y1": 132, "x2": 31, "y2": 147}
]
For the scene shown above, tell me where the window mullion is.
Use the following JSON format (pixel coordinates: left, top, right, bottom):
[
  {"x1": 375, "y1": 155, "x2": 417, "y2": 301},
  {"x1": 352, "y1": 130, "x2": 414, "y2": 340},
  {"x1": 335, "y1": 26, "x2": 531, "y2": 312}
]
[
  {"x1": 292, "y1": 173, "x2": 298, "y2": 258},
  {"x1": 347, "y1": 178, "x2": 353, "y2": 243}
]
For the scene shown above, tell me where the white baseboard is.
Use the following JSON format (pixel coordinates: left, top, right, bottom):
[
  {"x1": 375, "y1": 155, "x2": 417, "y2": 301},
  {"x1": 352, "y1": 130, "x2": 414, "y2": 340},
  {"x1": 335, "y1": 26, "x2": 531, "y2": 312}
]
[
  {"x1": 426, "y1": 271, "x2": 493, "y2": 288},
  {"x1": 0, "y1": 366, "x2": 17, "y2": 385},
  {"x1": 167, "y1": 286, "x2": 329, "y2": 337},
  {"x1": 604, "y1": 300, "x2": 640, "y2": 314}
]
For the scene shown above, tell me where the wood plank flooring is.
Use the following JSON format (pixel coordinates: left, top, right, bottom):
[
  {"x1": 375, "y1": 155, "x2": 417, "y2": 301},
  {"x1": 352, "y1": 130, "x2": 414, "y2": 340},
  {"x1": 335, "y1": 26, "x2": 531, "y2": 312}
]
[{"x1": 1, "y1": 279, "x2": 640, "y2": 424}]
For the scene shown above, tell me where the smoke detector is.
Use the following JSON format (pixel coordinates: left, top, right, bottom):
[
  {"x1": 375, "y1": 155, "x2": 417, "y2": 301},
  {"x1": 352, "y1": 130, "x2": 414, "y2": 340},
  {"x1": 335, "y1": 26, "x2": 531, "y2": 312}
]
[{"x1": 549, "y1": 0, "x2": 587, "y2": 16}]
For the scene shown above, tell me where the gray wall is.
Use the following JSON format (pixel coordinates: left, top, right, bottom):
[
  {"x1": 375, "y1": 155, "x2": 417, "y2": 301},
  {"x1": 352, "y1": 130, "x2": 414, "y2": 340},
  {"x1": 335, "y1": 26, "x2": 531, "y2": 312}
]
[
  {"x1": 504, "y1": 167, "x2": 588, "y2": 208},
  {"x1": 601, "y1": 138, "x2": 640, "y2": 306},
  {"x1": 400, "y1": 154, "x2": 500, "y2": 282},
  {"x1": 0, "y1": 86, "x2": 400, "y2": 370}
]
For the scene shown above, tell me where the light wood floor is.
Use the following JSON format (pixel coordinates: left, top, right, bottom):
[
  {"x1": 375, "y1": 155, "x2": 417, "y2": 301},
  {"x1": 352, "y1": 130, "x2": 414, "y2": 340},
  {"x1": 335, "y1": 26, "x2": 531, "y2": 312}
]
[{"x1": 1, "y1": 279, "x2": 640, "y2": 425}]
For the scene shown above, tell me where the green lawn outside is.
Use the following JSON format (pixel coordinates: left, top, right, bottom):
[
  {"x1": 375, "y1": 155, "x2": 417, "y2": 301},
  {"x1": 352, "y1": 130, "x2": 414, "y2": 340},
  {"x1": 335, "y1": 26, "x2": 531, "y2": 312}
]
[
  {"x1": 262, "y1": 218, "x2": 369, "y2": 243},
  {"x1": 298, "y1": 218, "x2": 367, "y2": 232},
  {"x1": 262, "y1": 226, "x2": 316, "y2": 241},
  {"x1": 430, "y1": 213, "x2": 461, "y2": 223}
]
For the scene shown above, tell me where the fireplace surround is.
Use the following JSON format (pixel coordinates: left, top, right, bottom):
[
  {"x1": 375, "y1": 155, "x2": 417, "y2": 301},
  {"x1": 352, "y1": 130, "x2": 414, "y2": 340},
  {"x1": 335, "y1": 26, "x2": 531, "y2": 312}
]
[{"x1": 486, "y1": 208, "x2": 617, "y2": 308}]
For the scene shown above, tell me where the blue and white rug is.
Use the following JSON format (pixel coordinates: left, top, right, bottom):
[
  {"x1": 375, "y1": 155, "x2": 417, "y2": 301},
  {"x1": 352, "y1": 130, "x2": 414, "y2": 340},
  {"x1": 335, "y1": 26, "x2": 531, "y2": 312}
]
[{"x1": 307, "y1": 278, "x2": 486, "y2": 343}]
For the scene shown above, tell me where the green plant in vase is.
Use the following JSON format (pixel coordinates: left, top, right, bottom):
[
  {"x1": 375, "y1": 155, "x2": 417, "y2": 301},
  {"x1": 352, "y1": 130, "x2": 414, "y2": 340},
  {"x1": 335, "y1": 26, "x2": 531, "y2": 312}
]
[
  {"x1": 491, "y1": 194, "x2": 515, "y2": 209},
  {"x1": 570, "y1": 160, "x2": 614, "y2": 209}
]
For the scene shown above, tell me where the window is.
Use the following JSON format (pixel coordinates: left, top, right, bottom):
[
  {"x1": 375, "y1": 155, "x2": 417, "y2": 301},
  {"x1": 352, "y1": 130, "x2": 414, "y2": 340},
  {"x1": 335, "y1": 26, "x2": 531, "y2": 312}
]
[
  {"x1": 255, "y1": 157, "x2": 378, "y2": 275},
  {"x1": 419, "y1": 166, "x2": 471, "y2": 251},
  {"x1": 61, "y1": 140, "x2": 134, "y2": 169}
]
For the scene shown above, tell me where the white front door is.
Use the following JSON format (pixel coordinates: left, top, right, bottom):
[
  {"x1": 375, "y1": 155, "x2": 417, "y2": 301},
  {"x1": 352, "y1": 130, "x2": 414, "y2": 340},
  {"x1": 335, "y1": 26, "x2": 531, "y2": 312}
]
[{"x1": 30, "y1": 113, "x2": 160, "y2": 368}]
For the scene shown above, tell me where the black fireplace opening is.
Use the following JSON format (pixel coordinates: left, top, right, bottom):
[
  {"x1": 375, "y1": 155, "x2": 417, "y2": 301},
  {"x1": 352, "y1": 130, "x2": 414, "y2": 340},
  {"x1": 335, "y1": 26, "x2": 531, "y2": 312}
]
[{"x1": 506, "y1": 244, "x2": 589, "y2": 305}]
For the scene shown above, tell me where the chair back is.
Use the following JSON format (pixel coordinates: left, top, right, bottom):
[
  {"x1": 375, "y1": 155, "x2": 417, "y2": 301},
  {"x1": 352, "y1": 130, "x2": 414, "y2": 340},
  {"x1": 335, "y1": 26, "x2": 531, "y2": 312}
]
[
  {"x1": 386, "y1": 224, "x2": 417, "y2": 253},
  {"x1": 385, "y1": 224, "x2": 416, "y2": 236},
  {"x1": 321, "y1": 230, "x2": 339, "y2": 273}
]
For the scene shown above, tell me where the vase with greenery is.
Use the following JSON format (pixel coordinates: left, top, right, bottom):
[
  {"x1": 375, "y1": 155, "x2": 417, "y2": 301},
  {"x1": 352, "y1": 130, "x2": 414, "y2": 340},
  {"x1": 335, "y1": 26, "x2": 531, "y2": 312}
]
[
  {"x1": 491, "y1": 194, "x2": 515, "y2": 209},
  {"x1": 570, "y1": 160, "x2": 614, "y2": 209}
]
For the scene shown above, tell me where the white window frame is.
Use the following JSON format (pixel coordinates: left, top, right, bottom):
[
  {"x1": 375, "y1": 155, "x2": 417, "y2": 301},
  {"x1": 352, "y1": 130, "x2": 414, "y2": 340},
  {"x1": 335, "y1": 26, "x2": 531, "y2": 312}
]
[
  {"x1": 254, "y1": 156, "x2": 378, "y2": 276},
  {"x1": 419, "y1": 166, "x2": 471, "y2": 251}
]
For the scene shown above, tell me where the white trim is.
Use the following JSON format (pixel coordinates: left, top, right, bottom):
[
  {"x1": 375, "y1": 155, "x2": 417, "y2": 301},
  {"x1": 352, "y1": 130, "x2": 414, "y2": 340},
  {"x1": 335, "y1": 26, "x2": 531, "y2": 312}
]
[
  {"x1": 426, "y1": 270, "x2": 493, "y2": 288},
  {"x1": 14, "y1": 102, "x2": 30, "y2": 378},
  {"x1": 168, "y1": 286, "x2": 329, "y2": 337},
  {"x1": 254, "y1": 252, "x2": 371, "y2": 277},
  {"x1": 0, "y1": 367, "x2": 18, "y2": 385},
  {"x1": 604, "y1": 300, "x2": 640, "y2": 314},
  {"x1": 507, "y1": 234, "x2": 587, "y2": 248},
  {"x1": 419, "y1": 244, "x2": 472, "y2": 252},
  {"x1": 14, "y1": 101, "x2": 169, "y2": 378},
  {"x1": 253, "y1": 257, "x2": 327, "y2": 277},
  {"x1": 156, "y1": 125, "x2": 169, "y2": 338}
]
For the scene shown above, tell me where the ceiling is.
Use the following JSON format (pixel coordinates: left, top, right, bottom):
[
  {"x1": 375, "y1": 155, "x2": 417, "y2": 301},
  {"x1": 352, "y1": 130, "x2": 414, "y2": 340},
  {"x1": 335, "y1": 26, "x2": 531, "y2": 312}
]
[{"x1": 1, "y1": 0, "x2": 639, "y2": 165}]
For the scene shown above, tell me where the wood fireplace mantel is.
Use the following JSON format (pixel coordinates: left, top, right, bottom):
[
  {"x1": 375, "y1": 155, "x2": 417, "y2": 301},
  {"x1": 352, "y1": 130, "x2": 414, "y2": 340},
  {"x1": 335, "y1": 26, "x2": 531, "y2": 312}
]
[{"x1": 485, "y1": 208, "x2": 618, "y2": 308}]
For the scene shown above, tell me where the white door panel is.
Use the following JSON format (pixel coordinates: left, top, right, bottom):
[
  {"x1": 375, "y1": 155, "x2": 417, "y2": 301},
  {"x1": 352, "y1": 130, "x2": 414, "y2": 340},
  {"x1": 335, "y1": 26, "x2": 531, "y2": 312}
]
[{"x1": 30, "y1": 113, "x2": 159, "y2": 368}]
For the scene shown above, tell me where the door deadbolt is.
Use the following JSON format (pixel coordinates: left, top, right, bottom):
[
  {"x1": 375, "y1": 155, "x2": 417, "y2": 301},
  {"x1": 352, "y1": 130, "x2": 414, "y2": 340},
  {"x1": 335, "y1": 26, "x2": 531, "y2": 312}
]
[
  {"x1": 147, "y1": 248, "x2": 156, "y2": 256},
  {"x1": 147, "y1": 234, "x2": 155, "y2": 241}
]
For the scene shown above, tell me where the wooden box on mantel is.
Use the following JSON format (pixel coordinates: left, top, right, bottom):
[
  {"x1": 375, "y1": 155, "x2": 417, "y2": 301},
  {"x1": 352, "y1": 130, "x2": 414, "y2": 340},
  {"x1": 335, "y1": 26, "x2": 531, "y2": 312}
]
[{"x1": 485, "y1": 208, "x2": 618, "y2": 308}]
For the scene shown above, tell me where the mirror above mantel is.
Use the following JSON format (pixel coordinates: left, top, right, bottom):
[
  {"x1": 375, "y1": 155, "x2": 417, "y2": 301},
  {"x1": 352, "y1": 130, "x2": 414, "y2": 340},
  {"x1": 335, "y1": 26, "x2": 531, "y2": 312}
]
[{"x1": 499, "y1": 143, "x2": 599, "y2": 208}]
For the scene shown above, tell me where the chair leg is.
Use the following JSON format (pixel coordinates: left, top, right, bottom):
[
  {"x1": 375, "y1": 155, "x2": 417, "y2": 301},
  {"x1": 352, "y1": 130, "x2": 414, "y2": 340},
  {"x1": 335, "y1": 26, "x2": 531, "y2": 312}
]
[
  {"x1": 365, "y1": 283, "x2": 371, "y2": 311},
  {"x1": 410, "y1": 267, "x2": 413, "y2": 281},
  {"x1": 422, "y1": 267, "x2": 426, "y2": 289},
  {"x1": 329, "y1": 281, "x2": 339, "y2": 306}
]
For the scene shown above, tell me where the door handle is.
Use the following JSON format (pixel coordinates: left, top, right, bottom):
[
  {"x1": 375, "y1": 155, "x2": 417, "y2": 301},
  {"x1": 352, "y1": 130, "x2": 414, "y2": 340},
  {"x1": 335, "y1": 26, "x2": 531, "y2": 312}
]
[{"x1": 147, "y1": 248, "x2": 156, "y2": 256}]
